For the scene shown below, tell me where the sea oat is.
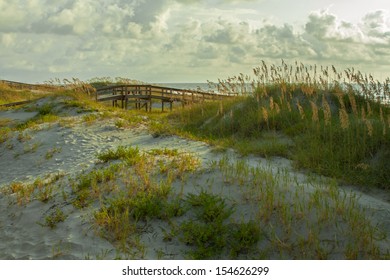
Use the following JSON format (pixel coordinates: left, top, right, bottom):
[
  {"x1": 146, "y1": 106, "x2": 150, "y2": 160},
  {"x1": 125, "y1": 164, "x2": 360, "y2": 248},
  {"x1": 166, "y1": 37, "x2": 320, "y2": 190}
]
[
  {"x1": 262, "y1": 107, "x2": 269, "y2": 124},
  {"x1": 322, "y1": 96, "x2": 331, "y2": 125},
  {"x1": 270, "y1": 97, "x2": 274, "y2": 111},
  {"x1": 348, "y1": 93, "x2": 358, "y2": 116},
  {"x1": 274, "y1": 102, "x2": 281, "y2": 114},
  {"x1": 361, "y1": 107, "x2": 366, "y2": 121},
  {"x1": 310, "y1": 101, "x2": 319, "y2": 123},
  {"x1": 281, "y1": 83, "x2": 287, "y2": 96},
  {"x1": 297, "y1": 101, "x2": 305, "y2": 120},
  {"x1": 339, "y1": 108, "x2": 349, "y2": 129},
  {"x1": 365, "y1": 119, "x2": 373, "y2": 137},
  {"x1": 336, "y1": 92, "x2": 345, "y2": 110},
  {"x1": 219, "y1": 102, "x2": 224, "y2": 116},
  {"x1": 366, "y1": 102, "x2": 372, "y2": 116}
]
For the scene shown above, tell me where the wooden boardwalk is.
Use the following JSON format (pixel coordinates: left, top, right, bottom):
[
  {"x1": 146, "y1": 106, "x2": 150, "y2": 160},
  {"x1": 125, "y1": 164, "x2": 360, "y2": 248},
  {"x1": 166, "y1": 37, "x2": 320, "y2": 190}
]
[
  {"x1": 95, "y1": 84, "x2": 234, "y2": 111},
  {"x1": 0, "y1": 79, "x2": 57, "y2": 91}
]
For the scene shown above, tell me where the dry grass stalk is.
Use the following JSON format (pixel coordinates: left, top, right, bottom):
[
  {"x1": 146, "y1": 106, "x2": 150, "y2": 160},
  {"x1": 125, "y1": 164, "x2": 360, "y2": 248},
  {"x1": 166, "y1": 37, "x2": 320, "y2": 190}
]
[
  {"x1": 274, "y1": 102, "x2": 281, "y2": 114},
  {"x1": 365, "y1": 119, "x2": 373, "y2": 137},
  {"x1": 336, "y1": 92, "x2": 346, "y2": 110},
  {"x1": 339, "y1": 108, "x2": 349, "y2": 129},
  {"x1": 310, "y1": 101, "x2": 319, "y2": 123},
  {"x1": 348, "y1": 93, "x2": 358, "y2": 116},
  {"x1": 322, "y1": 96, "x2": 331, "y2": 125},
  {"x1": 270, "y1": 97, "x2": 274, "y2": 111},
  {"x1": 366, "y1": 102, "x2": 372, "y2": 116},
  {"x1": 297, "y1": 101, "x2": 305, "y2": 120},
  {"x1": 361, "y1": 107, "x2": 366, "y2": 121},
  {"x1": 218, "y1": 102, "x2": 224, "y2": 116},
  {"x1": 281, "y1": 83, "x2": 287, "y2": 96},
  {"x1": 301, "y1": 85, "x2": 314, "y2": 96},
  {"x1": 262, "y1": 107, "x2": 269, "y2": 125}
]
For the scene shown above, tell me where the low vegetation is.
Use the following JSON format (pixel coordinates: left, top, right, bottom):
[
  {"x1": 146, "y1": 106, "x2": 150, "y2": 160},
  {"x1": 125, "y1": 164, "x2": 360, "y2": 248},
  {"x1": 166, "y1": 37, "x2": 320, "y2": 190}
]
[
  {"x1": 167, "y1": 61, "x2": 390, "y2": 190},
  {"x1": 1, "y1": 173, "x2": 64, "y2": 205},
  {"x1": 43, "y1": 207, "x2": 67, "y2": 229},
  {"x1": 0, "y1": 82, "x2": 51, "y2": 105}
]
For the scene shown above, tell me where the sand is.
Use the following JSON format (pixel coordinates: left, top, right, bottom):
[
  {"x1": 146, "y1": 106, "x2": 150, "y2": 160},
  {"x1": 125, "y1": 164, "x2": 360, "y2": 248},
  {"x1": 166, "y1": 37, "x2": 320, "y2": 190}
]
[{"x1": 0, "y1": 98, "x2": 389, "y2": 259}]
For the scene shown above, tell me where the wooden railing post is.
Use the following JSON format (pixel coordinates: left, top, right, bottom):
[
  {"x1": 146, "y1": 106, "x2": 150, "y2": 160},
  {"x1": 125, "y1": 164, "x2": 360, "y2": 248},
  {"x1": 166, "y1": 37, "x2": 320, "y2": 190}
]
[{"x1": 148, "y1": 86, "x2": 152, "y2": 112}]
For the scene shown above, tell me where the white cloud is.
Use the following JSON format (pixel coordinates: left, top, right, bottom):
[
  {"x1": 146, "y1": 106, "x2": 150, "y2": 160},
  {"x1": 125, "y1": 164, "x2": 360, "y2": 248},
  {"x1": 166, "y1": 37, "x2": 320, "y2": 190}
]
[
  {"x1": 361, "y1": 10, "x2": 390, "y2": 44},
  {"x1": 0, "y1": 0, "x2": 389, "y2": 82},
  {"x1": 0, "y1": 1, "x2": 30, "y2": 31}
]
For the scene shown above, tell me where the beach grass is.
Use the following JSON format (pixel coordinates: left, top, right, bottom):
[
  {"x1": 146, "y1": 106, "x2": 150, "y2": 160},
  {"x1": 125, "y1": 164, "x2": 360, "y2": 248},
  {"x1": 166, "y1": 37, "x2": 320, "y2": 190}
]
[{"x1": 166, "y1": 61, "x2": 390, "y2": 190}]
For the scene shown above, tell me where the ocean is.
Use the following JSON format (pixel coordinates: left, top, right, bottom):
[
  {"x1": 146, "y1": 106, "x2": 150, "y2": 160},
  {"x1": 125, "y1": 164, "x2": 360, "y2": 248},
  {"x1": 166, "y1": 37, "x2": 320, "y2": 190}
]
[{"x1": 154, "y1": 83, "x2": 211, "y2": 91}]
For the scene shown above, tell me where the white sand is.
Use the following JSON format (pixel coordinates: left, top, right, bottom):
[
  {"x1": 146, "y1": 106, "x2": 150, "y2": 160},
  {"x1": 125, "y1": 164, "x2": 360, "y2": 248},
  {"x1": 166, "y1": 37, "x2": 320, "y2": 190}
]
[{"x1": 0, "y1": 98, "x2": 389, "y2": 259}]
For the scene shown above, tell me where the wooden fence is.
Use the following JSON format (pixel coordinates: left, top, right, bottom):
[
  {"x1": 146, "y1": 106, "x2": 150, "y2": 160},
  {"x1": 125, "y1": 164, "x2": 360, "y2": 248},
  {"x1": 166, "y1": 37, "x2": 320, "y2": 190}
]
[{"x1": 95, "y1": 84, "x2": 235, "y2": 111}]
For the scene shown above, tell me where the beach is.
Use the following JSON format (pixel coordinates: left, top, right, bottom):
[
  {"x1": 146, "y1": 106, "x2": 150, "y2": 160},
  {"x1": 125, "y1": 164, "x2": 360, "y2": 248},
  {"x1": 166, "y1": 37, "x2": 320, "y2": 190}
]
[{"x1": 0, "y1": 95, "x2": 389, "y2": 259}]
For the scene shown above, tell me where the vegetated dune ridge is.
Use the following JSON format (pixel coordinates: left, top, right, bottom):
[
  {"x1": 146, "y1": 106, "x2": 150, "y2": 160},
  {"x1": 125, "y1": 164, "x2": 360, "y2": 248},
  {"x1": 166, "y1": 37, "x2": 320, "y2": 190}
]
[{"x1": 0, "y1": 95, "x2": 389, "y2": 260}]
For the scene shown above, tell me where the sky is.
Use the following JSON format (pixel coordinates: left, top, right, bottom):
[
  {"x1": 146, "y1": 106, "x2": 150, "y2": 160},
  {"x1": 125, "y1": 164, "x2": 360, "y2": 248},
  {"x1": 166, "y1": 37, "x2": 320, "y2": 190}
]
[{"x1": 0, "y1": 0, "x2": 389, "y2": 83}]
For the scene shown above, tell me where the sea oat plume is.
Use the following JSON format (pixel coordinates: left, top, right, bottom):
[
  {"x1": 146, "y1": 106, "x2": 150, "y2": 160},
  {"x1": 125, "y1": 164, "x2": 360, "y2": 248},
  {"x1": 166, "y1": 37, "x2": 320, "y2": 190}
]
[{"x1": 339, "y1": 108, "x2": 349, "y2": 130}]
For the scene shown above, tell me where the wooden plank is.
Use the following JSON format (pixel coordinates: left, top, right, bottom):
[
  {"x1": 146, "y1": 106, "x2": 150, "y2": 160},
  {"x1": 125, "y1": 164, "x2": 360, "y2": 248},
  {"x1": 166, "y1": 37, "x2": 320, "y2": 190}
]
[
  {"x1": 95, "y1": 84, "x2": 237, "y2": 111},
  {"x1": 97, "y1": 95, "x2": 124, "y2": 102}
]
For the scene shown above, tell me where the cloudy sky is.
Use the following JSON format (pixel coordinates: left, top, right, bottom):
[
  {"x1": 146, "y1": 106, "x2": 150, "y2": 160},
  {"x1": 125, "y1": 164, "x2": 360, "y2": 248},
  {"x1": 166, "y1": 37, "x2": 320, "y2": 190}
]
[{"x1": 0, "y1": 0, "x2": 389, "y2": 83}]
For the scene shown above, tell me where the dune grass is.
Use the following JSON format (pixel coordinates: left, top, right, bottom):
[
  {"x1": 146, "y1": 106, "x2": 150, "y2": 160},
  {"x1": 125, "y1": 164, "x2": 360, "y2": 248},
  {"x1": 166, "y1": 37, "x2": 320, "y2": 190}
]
[
  {"x1": 166, "y1": 61, "x2": 390, "y2": 190},
  {"x1": 89, "y1": 148, "x2": 387, "y2": 259},
  {"x1": 0, "y1": 82, "x2": 54, "y2": 106}
]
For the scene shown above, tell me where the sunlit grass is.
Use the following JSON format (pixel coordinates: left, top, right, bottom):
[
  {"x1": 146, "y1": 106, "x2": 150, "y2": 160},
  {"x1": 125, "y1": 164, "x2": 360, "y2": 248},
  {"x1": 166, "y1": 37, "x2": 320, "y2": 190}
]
[{"x1": 165, "y1": 61, "x2": 390, "y2": 189}]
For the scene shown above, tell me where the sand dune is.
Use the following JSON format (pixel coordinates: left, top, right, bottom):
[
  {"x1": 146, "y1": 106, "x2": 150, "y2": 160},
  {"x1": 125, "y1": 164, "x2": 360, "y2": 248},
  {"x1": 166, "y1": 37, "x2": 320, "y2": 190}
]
[{"x1": 0, "y1": 98, "x2": 389, "y2": 259}]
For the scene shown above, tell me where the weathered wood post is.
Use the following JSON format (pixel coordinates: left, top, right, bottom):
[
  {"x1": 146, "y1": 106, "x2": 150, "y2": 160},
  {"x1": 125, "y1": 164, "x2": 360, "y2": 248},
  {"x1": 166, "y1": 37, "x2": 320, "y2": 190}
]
[{"x1": 148, "y1": 86, "x2": 152, "y2": 112}]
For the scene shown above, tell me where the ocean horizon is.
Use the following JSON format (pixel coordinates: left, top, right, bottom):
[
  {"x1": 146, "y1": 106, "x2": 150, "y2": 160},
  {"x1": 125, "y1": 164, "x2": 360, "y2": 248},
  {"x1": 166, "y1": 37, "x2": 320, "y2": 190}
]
[{"x1": 153, "y1": 83, "x2": 211, "y2": 91}]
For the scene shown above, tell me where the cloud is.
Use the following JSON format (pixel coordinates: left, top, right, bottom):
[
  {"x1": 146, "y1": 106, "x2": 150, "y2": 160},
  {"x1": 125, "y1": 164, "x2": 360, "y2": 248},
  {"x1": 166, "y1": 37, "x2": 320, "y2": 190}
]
[
  {"x1": 361, "y1": 10, "x2": 390, "y2": 43},
  {"x1": 305, "y1": 9, "x2": 390, "y2": 44},
  {"x1": 0, "y1": 0, "x2": 389, "y2": 82},
  {"x1": 203, "y1": 20, "x2": 244, "y2": 44}
]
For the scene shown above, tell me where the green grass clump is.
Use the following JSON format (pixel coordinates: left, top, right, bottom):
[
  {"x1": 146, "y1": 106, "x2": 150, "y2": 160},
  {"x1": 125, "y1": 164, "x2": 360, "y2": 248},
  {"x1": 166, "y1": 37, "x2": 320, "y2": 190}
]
[
  {"x1": 45, "y1": 147, "x2": 62, "y2": 159},
  {"x1": 71, "y1": 164, "x2": 121, "y2": 208},
  {"x1": 97, "y1": 146, "x2": 140, "y2": 164},
  {"x1": 186, "y1": 191, "x2": 233, "y2": 223},
  {"x1": 94, "y1": 177, "x2": 185, "y2": 255},
  {"x1": 148, "y1": 148, "x2": 179, "y2": 157},
  {"x1": 37, "y1": 103, "x2": 54, "y2": 115},
  {"x1": 179, "y1": 191, "x2": 262, "y2": 259},
  {"x1": 44, "y1": 207, "x2": 67, "y2": 229}
]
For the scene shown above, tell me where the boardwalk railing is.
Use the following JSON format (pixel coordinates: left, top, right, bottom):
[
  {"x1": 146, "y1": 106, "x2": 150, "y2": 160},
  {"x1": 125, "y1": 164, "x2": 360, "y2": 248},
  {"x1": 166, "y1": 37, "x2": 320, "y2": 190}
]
[
  {"x1": 0, "y1": 80, "x2": 57, "y2": 91},
  {"x1": 95, "y1": 84, "x2": 235, "y2": 111}
]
